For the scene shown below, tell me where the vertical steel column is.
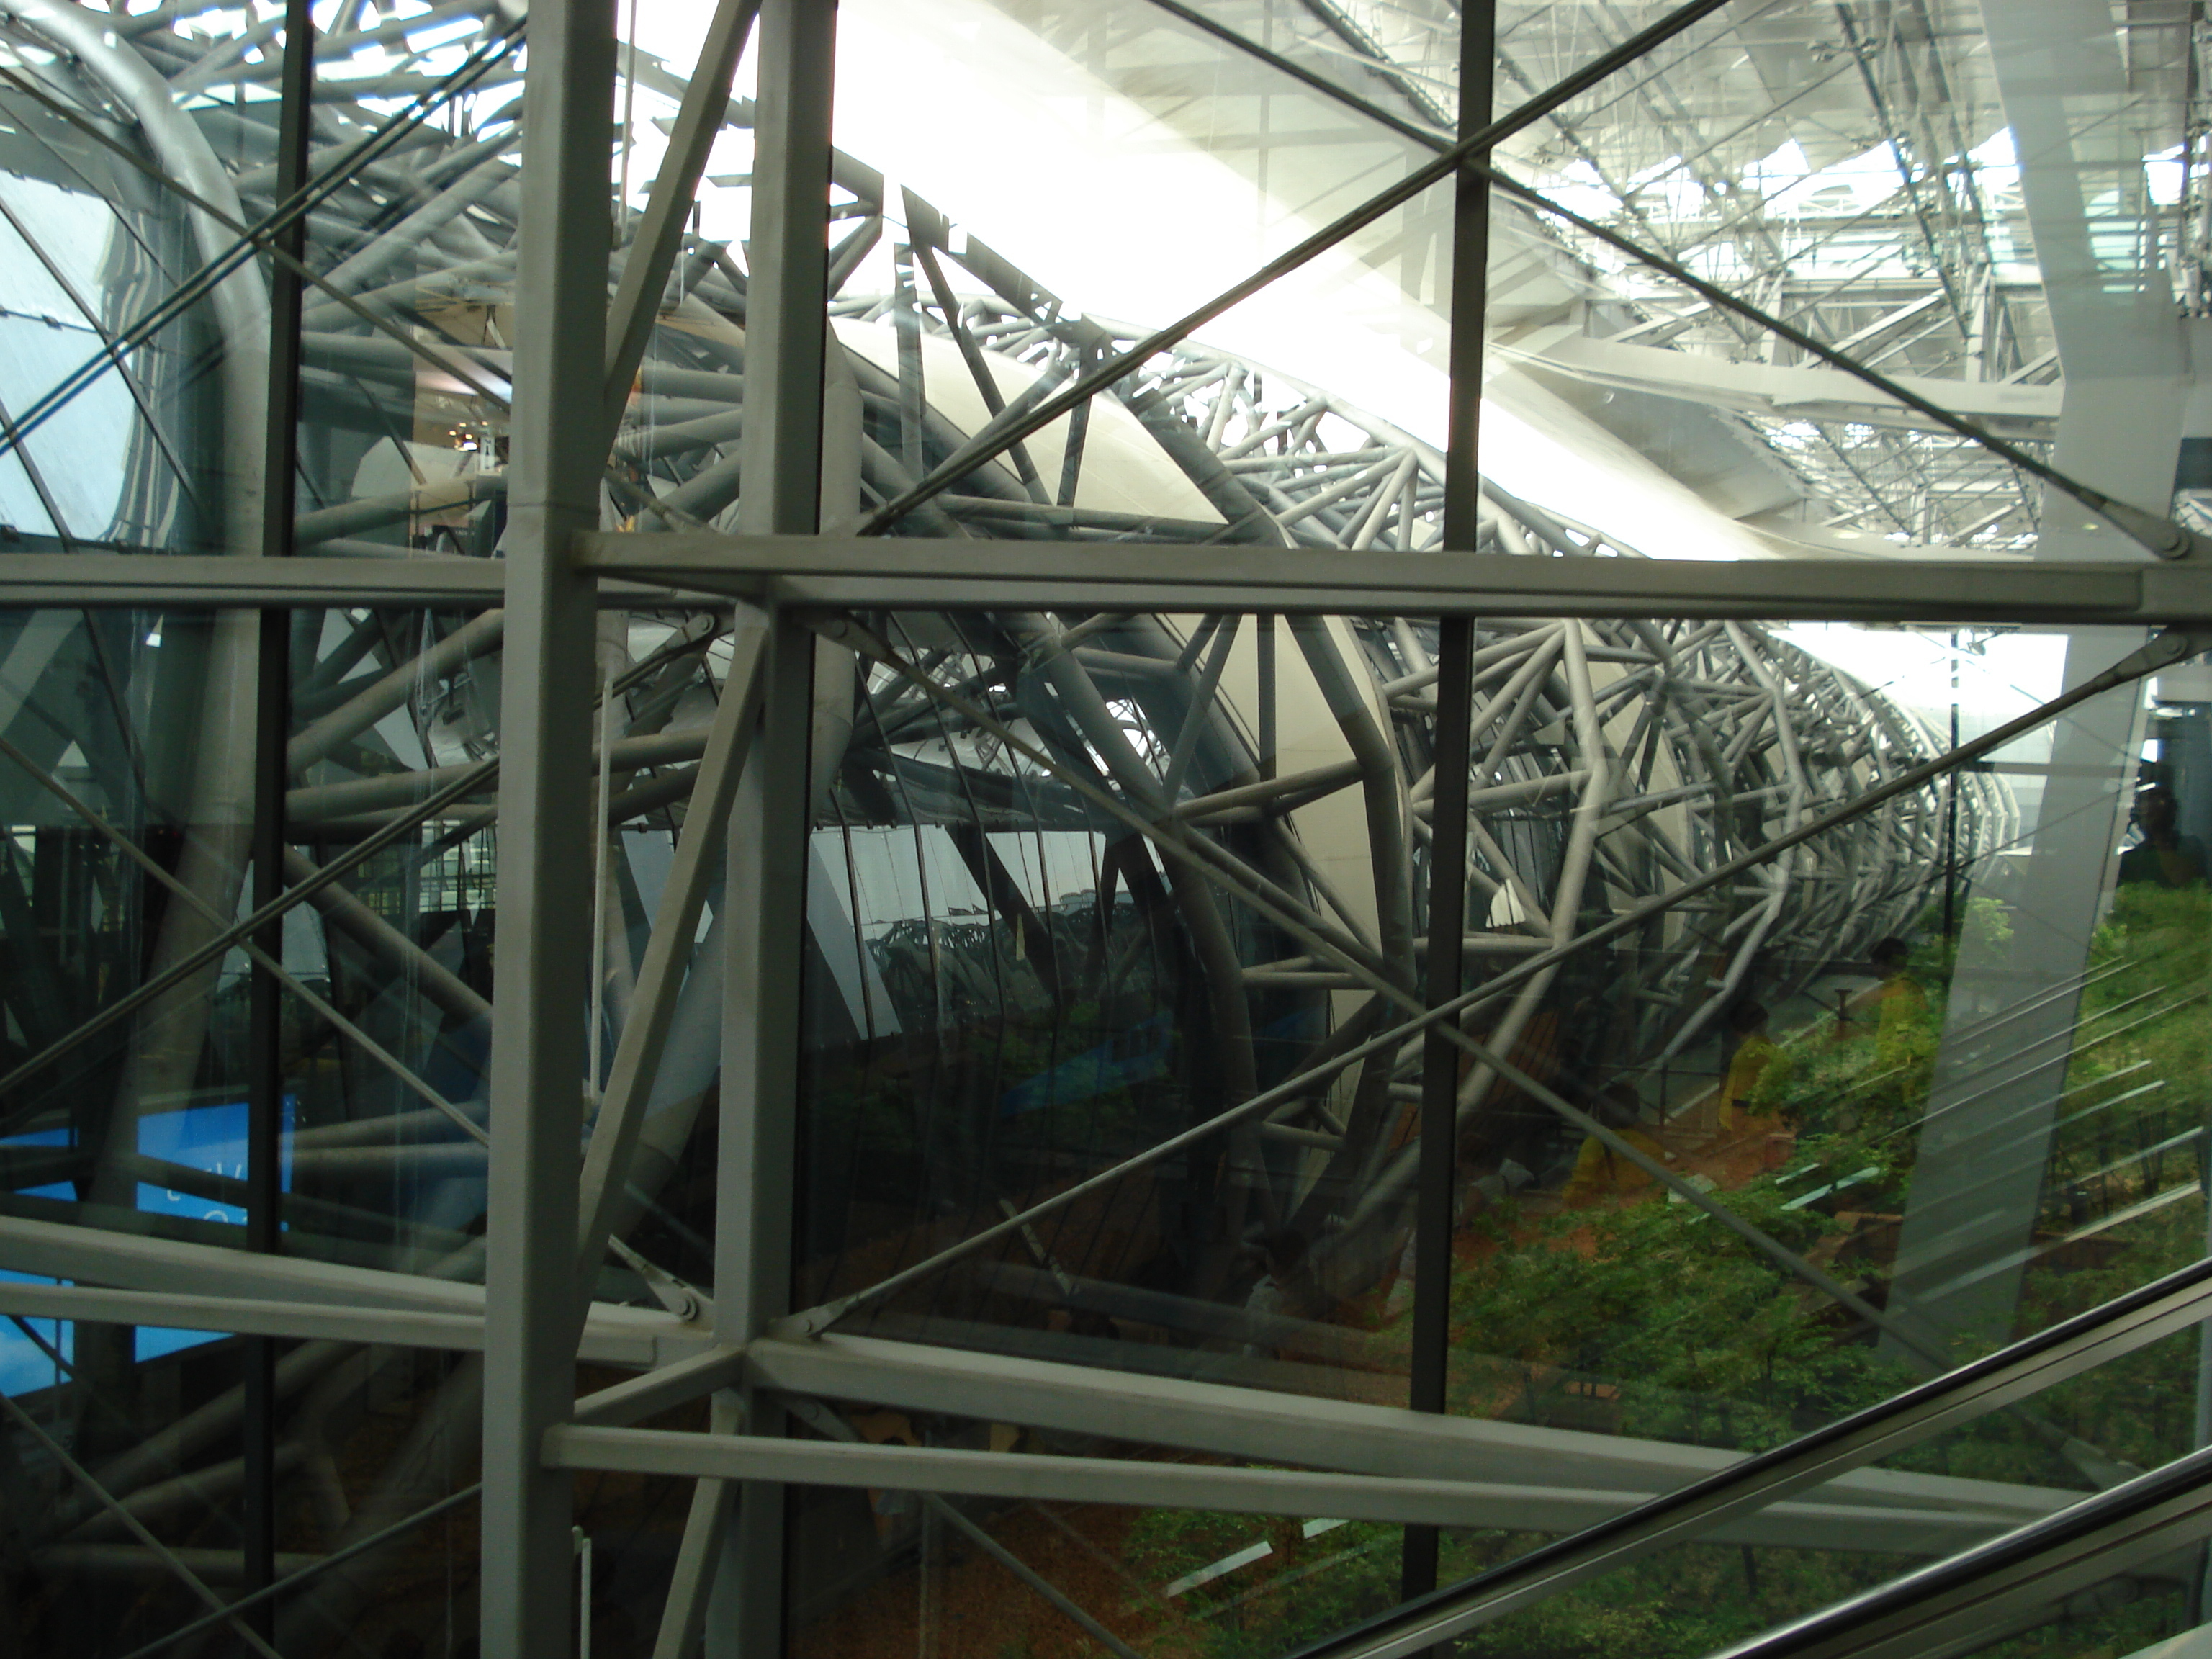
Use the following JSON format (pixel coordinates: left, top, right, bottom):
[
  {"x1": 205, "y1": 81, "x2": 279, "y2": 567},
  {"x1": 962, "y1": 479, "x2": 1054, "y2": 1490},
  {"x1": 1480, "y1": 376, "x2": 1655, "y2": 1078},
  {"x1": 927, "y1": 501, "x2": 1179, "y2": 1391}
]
[
  {"x1": 1258, "y1": 613, "x2": 1277, "y2": 781},
  {"x1": 735, "y1": 0, "x2": 833, "y2": 527},
  {"x1": 242, "y1": 0, "x2": 315, "y2": 1624},
  {"x1": 482, "y1": 1, "x2": 615, "y2": 1655},
  {"x1": 1403, "y1": 1, "x2": 1492, "y2": 1610},
  {"x1": 709, "y1": 619, "x2": 812, "y2": 1659},
  {"x1": 707, "y1": 2, "x2": 835, "y2": 1653}
]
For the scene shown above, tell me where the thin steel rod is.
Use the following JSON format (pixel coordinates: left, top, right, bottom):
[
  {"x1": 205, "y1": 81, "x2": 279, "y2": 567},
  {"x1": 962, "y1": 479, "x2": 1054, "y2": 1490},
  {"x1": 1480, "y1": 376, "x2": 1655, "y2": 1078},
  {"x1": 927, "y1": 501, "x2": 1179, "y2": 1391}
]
[
  {"x1": 788, "y1": 1398, "x2": 1147, "y2": 1659},
  {"x1": 107, "y1": 1485, "x2": 483, "y2": 1659}
]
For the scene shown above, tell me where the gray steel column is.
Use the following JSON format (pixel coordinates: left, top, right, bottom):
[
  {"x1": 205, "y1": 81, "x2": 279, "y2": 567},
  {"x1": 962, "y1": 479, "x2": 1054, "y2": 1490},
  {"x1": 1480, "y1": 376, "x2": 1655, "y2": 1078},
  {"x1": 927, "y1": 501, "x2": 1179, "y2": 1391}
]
[
  {"x1": 1403, "y1": 0, "x2": 1491, "y2": 1609},
  {"x1": 1889, "y1": 0, "x2": 2185, "y2": 1349},
  {"x1": 708, "y1": 616, "x2": 813, "y2": 1659},
  {"x1": 243, "y1": 0, "x2": 314, "y2": 1624},
  {"x1": 734, "y1": 0, "x2": 835, "y2": 523},
  {"x1": 480, "y1": 0, "x2": 615, "y2": 1653},
  {"x1": 707, "y1": 2, "x2": 835, "y2": 1653}
]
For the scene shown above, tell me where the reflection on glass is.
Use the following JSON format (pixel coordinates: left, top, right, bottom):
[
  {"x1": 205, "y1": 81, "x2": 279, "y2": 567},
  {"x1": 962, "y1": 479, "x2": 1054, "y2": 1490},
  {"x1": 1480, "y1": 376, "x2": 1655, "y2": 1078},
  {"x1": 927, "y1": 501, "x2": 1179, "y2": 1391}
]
[
  {"x1": 788, "y1": 1462, "x2": 1408, "y2": 1659},
  {"x1": 1, "y1": 0, "x2": 2210, "y2": 1655},
  {"x1": 1951, "y1": 1568, "x2": 2190, "y2": 1659},
  {"x1": 795, "y1": 605, "x2": 1978, "y2": 1416},
  {"x1": 783, "y1": 595, "x2": 2212, "y2": 1653}
]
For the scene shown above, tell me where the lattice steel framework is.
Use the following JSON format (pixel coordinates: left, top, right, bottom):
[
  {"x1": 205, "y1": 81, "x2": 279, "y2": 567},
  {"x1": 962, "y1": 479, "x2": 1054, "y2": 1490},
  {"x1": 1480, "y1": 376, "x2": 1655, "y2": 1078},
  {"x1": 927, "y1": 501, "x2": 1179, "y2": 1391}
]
[{"x1": 0, "y1": 4, "x2": 2205, "y2": 1659}]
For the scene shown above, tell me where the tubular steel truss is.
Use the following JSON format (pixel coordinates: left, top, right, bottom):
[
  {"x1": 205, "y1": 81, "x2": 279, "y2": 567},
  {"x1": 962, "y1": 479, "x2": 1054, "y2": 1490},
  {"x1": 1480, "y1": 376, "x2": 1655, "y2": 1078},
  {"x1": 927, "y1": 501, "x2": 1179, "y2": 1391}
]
[{"x1": 0, "y1": 3, "x2": 2203, "y2": 1659}]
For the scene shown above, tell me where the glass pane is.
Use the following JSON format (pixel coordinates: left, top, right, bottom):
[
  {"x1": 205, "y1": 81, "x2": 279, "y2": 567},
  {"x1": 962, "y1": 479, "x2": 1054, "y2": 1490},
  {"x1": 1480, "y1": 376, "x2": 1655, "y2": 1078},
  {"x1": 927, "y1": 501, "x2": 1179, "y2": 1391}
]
[
  {"x1": 1, "y1": 1319, "x2": 506, "y2": 1655},
  {"x1": 0, "y1": 2, "x2": 341, "y2": 557},
  {"x1": 6, "y1": 0, "x2": 2211, "y2": 1656},
  {"x1": 1951, "y1": 1570, "x2": 2192, "y2": 1659},
  {"x1": 786, "y1": 1465, "x2": 1408, "y2": 1659},
  {"x1": 1365, "y1": 1314, "x2": 2208, "y2": 1655},
  {"x1": 0, "y1": 608, "x2": 264, "y2": 1267},
  {"x1": 292, "y1": 1, "x2": 525, "y2": 559},
  {"x1": 786, "y1": 602, "x2": 2205, "y2": 1599},
  {"x1": 834, "y1": 0, "x2": 1463, "y2": 500},
  {"x1": 798, "y1": 608, "x2": 1422, "y2": 1406}
]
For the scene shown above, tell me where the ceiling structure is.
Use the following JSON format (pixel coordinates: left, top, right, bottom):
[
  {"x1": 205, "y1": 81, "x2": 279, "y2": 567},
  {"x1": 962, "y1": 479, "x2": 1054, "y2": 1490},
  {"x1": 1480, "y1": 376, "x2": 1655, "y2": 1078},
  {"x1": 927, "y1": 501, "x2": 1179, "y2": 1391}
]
[{"x1": 992, "y1": 0, "x2": 2203, "y2": 552}]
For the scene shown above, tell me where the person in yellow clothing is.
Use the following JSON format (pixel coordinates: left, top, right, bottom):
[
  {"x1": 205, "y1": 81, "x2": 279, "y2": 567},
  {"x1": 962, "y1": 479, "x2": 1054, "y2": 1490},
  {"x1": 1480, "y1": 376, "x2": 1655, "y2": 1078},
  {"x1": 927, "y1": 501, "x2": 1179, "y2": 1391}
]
[
  {"x1": 1718, "y1": 999, "x2": 1791, "y2": 1133},
  {"x1": 1563, "y1": 1085, "x2": 1668, "y2": 1207}
]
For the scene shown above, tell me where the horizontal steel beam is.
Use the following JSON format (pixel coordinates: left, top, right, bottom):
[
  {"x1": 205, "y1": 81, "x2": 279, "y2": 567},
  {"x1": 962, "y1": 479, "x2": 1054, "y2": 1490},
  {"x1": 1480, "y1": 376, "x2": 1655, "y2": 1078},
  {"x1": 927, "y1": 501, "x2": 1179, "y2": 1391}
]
[
  {"x1": 0, "y1": 553, "x2": 683, "y2": 610},
  {"x1": 743, "y1": 1333, "x2": 2057, "y2": 1529},
  {"x1": 0, "y1": 1215, "x2": 706, "y2": 1365},
  {"x1": 0, "y1": 1280, "x2": 671, "y2": 1366},
  {"x1": 574, "y1": 533, "x2": 2212, "y2": 624},
  {"x1": 0, "y1": 553, "x2": 507, "y2": 607},
  {"x1": 572, "y1": 1344, "x2": 749, "y2": 1426},
  {"x1": 540, "y1": 1424, "x2": 2024, "y2": 1550},
  {"x1": 9, "y1": 544, "x2": 2211, "y2": 627},
  {"x1": 1519, "y1": 334, "x2": 2062, "y2": 438},
  {"x1": 0, "y1": 1213, "x2": 485, "y2": 1316}
]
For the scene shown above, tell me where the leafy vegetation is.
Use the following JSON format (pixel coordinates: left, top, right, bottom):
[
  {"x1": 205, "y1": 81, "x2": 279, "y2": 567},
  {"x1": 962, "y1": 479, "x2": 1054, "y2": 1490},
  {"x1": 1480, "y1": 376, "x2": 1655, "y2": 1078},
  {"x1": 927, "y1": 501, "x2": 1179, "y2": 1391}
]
[{"x1": 1110, "y1": 888, "x2": 2212, "y2": 1659}]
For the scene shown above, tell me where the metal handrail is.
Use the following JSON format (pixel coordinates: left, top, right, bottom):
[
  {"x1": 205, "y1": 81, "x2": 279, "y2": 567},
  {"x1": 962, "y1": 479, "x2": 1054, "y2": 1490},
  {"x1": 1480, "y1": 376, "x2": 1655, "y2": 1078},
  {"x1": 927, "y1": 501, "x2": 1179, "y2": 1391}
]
[
  {"x1": 1281, "y1": 1253, "x2": 2212, "y2": 1659},
  {"x1": 1701, "y1": 1442, "x2": 2212, "y2": 1659}
]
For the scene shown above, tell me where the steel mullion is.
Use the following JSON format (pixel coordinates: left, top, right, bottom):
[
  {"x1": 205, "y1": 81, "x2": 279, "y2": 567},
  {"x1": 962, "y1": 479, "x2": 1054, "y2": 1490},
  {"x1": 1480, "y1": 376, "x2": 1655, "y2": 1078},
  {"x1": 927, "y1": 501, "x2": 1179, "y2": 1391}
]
[
  {"x1": 241, "y1": 1, "x2": 315, "y2": 1624},
  {"x1": 478, "y1": 0, "x2": 613, "y2": 1650},
  {"x1": 1403, "y1": 0, "x2": 1494, "y2": 1607},
  {"x1": 541, "y1": 1421, "x2": 2008, "y2": 1539}
]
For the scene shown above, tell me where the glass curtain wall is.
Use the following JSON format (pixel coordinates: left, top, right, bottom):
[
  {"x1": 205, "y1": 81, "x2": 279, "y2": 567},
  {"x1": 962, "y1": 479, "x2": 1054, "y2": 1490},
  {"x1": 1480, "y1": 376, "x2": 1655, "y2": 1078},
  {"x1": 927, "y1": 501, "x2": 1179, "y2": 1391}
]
[{"x1": 0, "y1": 2, "x2": 2210, "y2": 1659}]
